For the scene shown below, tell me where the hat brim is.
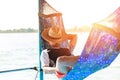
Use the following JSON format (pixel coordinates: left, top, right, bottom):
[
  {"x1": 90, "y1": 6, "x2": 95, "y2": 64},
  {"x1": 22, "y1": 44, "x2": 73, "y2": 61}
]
[{"x1": 41, "y1": 28, "x2": 68, "y2": 43}]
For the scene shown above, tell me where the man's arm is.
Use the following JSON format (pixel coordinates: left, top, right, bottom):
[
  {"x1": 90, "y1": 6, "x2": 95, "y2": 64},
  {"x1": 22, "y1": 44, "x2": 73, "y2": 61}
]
[
  {"x1": 41, "y1": 49, "x2": 56, "y2": 74},
  {"x1": 41, "y1": 49, "x2": 49, "y2": 67},
  {"x1": 67, "y1": 34, "x2": 77, "y2": 53},
  {"x1": 43, "y1": 67, "x2": 56, "y2": 74}
]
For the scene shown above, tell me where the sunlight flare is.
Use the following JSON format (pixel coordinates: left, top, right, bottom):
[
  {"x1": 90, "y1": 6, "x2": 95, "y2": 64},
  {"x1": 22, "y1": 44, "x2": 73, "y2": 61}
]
[{"x1": 46, "y1": 0, "x2": 120, "y2": 29}]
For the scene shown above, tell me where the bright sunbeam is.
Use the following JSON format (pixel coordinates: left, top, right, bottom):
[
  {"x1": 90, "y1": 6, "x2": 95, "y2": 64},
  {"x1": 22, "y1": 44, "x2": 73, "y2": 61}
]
[{"x1": 46, "y1": 0, "x2": 120, "y2": 29}]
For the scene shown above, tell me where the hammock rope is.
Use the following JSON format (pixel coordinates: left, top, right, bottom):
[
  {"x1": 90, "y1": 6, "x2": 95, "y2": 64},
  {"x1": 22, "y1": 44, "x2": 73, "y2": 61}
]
[{"x1": 0, "y1": 67, "x2": 38, "y2": 73}]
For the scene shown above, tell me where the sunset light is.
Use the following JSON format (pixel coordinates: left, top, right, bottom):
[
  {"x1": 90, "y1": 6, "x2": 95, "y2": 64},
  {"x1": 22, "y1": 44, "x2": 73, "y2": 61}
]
[
  {"x1": 46, "y1": 0, "x2": 120, "y2": 29},
  {"x1": 0, "y1": 1, "x2": 119, "y2": 80},
  {"x1": 39, "y1": 1, "x2": 120, "y2": 80}
]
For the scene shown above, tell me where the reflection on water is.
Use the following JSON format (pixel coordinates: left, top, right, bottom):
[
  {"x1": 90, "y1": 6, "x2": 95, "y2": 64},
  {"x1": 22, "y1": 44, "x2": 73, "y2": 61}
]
[
  {"x1": 0, "y1": 33, "x2": 119, "y2": 80},
  {"x1": 0, "y1": 33, "x2": 39, "y2": 80}
]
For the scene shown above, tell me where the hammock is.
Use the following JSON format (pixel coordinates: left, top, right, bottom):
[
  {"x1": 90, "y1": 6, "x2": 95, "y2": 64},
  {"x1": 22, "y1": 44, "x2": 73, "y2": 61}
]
[
  {"x1": 97, "y1": 7, "x2": 120, "y2": 34},
  {"x1": 63, "y1": 24, "x2": 120, "y2": 80},
  {"x1": 39, "y1": 1, "x2": 69, "y2": 80},
  {"x1": 63, "y1": 7, "x2": 120, "y2": 80},
  {"x1": 39, "y1": 0, "x2": 65, "y2": 49},
  {"x1": 39, "y1": 0, "x2": 120, "y2": 79}
]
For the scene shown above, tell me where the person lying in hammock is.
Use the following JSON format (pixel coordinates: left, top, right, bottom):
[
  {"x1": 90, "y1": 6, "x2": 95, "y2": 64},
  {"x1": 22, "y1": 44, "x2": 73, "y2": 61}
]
[
  {"x1": 54, "y1": 7, "x2": 120, "y2": 79},
  {"x1": 55, "y1": 23, "x2": 120, "y2": 80},
  {"x1": 40, "y1": 26, "x2": 77, "y2": 73}
]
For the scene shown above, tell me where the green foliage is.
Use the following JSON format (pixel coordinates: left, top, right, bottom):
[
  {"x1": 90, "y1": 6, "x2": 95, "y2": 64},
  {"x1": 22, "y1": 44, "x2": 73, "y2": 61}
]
[{"x1": 0, "y1": 28, "x2": 38, "y2": 33}]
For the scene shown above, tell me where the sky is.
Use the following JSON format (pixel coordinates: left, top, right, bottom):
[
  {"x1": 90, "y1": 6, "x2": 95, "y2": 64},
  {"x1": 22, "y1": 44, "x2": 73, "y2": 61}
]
[
  {"x1": 0, "y1": 0, "x2": 119, "y2": 30},
  {"x1": 47, "y1": 0, "x2": 120, "y2": 29},
  {"x1": 0, "y1": 0, "x2": 39, "y2": 30}
]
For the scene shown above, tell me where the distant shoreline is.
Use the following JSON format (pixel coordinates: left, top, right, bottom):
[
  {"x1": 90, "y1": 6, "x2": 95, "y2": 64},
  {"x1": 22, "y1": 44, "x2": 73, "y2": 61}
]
[
  {"x1": 0, "y1": 31, "x2": 38, "y2": 33},
  {"x1": 0, "y1": 26, "x2": 91, "y2": 33},
  {"x1": 0, "y1": 28, "x2": 38, "y2": 33}
]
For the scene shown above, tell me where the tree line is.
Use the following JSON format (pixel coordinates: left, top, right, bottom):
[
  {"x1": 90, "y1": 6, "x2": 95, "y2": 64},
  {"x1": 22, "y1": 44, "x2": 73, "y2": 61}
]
[{"x1": 0, "y1": 28, "x2": 38, "y2": 33}]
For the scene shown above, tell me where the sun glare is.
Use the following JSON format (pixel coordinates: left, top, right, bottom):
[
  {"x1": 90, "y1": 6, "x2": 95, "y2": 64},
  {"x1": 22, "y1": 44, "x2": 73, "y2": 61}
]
[{"x1": 46, "y1": 0, "x2": 120, "y2": 29}]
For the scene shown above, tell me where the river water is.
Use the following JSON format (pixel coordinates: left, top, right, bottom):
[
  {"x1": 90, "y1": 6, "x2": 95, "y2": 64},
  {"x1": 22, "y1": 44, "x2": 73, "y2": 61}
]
[{"x1": 0, "y1": 33, "x2": 119, "y2": 80}]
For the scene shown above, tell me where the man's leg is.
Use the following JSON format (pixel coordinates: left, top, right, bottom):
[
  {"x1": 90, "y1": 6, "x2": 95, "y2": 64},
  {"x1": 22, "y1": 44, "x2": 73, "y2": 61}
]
[{"x1": 55, "y1": 56, "x2": 79, "y2": 79}]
